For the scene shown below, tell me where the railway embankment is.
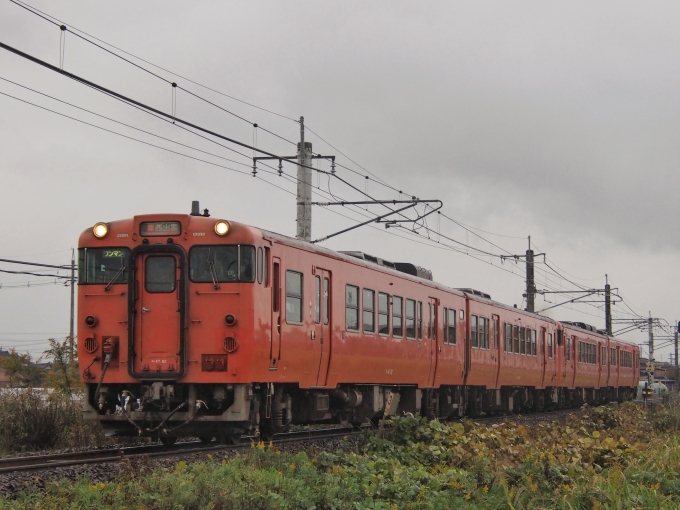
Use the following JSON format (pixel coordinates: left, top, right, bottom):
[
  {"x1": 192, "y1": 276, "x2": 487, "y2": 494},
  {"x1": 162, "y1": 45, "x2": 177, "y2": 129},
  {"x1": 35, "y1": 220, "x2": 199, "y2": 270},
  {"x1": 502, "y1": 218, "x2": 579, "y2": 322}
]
[{"x1": 1, "y1": 400, "x2": 679, "y2": 508}]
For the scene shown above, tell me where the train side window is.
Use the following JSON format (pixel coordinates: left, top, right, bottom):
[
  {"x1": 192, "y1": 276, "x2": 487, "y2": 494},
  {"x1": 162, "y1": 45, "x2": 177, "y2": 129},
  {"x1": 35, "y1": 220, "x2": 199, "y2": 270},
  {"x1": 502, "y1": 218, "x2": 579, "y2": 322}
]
[
  {"x1": 505, "y1": 324, "x2": 512, "y2": 353},
  {"x1": 610, "y1": 347, "x2": 615, "y2": 366},
  {"x1": 378, "y1": 292, "x2": 390, "y2": 336},
  {"x1": 446, "y1": 308, "x2": 457, "y2": 345},
  {"x1": 285, "y1": 270, "x2": 303, "y2": 324},
  {"x1": 519, "y1": 327, "x2": 526, "y2": 355},
  {"x1": 602, "y1": 346, "x2": 606, "y2": 365},
  {"x1": 363, "y1": 289, "x2": 375, "y2": 333},
  {"x1": 459, "y1": 309, "x2": 465, "y2": 320},
  {"x1": 482, "y1": 317, "x2": 489, "y2": 349},
  {"x1": 392, "y1": 296, "x2": 403, "y2": 338},
  {"x1": 565, "y1": 337, "x2": 571, "y2": 361},
  {"x1": 427, "y1": 303, "x2": 433, "y2": 339},
  {"x1": 257, "y1": 248, "x2": 263, "y2": 284},
  {"x1": 406, "y1": 299, "x2": 416, "y2": 339},
  {"x1": 417, "y1": 301, "x2": 423, "y2": 340},
  {"x1": 540, "y1": 329, "x2": 545, "y2": 354},
  {"x1": 471, "y1": 315, "x2": 478, "y2": 348},
  {"x1": 345, "y1": 285, "x2": 359, "y2": 331},
  {"x1": 272, "y1": 262, "x2": 280, "y2": 312},
  {"x1": 263, "y1": 248, "x2": 269, "y2": 287},
  {"x1": 513, "y1": 325, "x2": 520, "y2": 354},
  {"x1": 323, "y1": 278, "x2": 329, "y2": 325},
  {"x1": 531, "y1": 330, "x2": 537, "y2": 356},
  {"x1": 314, "y1": 276, "x2": 321, "y2": 324},
  {"x1": 547, "y1": 333, "x2": 553, "y2": 359}
]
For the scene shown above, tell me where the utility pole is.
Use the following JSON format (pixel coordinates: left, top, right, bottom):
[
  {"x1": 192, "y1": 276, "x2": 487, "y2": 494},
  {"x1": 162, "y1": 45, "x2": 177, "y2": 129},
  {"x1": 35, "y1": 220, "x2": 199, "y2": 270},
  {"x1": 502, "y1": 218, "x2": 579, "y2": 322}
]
[
  {"x1": 525, "y1": 236, "x2": 535, "y2": 313},
  {"x1": 604, "y1": 274, "x2": 612, "y2": 335},
  {"x1": 675, "y1": 320, "x2": 679, "y2": 384},
  {"x1": 648, "y1": 311, "x2": 654, "y2": 362},
  {"x1": 69, "y1": 249, "x2": 75, "y2": 360},
  {"x1": 296, "y1": 116, "x2": 313, "y2": 242}
]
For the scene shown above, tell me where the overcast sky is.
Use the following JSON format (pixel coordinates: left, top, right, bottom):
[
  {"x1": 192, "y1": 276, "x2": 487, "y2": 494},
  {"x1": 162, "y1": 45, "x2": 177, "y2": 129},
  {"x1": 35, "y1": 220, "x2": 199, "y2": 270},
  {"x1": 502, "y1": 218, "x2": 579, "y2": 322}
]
[{"x1": 0, "y1": 1, "x2": 678, "y2": 361}]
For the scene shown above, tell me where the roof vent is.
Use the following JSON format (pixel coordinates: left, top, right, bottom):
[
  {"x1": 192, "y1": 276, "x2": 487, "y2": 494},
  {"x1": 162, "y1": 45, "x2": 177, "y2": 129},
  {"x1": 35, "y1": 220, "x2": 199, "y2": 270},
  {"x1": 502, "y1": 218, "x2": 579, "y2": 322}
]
[
  {"x1": 393, "y1": 262, "x2": 433, "y2": 281},
  {"x1": 561, "y1": 321, "x2": 598, "y2": 333},
  {"x1": 456, "y1": 288, "x2": 492, "y2": 300},
  {"x1": 339, "y1": 251, "x2": 426, "y2": 276}
]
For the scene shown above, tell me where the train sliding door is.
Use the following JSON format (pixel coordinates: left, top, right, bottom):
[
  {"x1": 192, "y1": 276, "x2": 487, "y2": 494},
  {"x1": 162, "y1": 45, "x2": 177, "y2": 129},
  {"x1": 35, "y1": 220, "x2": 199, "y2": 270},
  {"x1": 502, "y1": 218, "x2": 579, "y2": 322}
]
[
  {"x1": 426, "y1": 297, "x2": 438, "y2": 386},
  {"x1": 315, "y1": 269, "x2": 332, "y2": 386},
  {"x1": 270, "y1": 257, "x2": 281, "y2": 369}
]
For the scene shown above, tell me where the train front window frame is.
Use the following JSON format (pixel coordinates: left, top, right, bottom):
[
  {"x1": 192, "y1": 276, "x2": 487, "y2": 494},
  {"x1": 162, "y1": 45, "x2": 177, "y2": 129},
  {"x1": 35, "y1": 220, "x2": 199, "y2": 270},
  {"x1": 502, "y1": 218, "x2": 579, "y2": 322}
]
[
  {"x1": 78, "y1": 247, "x2": 130, "y2": 285},
  {"x1": 189, "y1": 245, "x2": 255, "y2": 283}
]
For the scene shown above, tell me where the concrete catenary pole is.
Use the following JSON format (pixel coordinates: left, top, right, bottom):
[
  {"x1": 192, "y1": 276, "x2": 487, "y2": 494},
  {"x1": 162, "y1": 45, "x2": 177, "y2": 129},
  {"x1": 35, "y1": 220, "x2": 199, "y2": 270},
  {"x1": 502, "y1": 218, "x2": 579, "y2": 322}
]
[
  {"x1": 296, "y1": 116, "x2": 313, "y2": 242},
  {"x1": 604, "y1": 274, "x2": 612, "y2": 336},
  {"x1": 648, "y1": 311, "x2": 654, "y2": 362},
  {"x1": 69, "y1": 248, "x2": 75, "y2": 360},
  {"x1": 525, "y1": 236, "x2": 535, "y2": 313},
  {"x1": 675, "y1": 321, "x2": 678, "y2": 381}
]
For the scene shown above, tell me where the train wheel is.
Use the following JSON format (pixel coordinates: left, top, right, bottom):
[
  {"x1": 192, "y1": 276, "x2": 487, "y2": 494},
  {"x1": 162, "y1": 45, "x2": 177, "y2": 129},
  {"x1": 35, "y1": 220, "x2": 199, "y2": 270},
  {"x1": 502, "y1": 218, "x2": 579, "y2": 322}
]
[
  {"x1": 225, "y1": 433, "x2": 242, "y2": 445},
  {"x1": 198, "y1": 435, "x2": 213, "y2": 444},
  {"x1": 160, "y1": 436, "x2": 177, "y2": 446}
]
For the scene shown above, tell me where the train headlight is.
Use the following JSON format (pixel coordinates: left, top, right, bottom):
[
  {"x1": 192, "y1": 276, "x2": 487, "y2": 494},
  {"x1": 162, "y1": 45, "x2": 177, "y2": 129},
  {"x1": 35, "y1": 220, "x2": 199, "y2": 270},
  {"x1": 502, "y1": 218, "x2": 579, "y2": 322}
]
[
  {"x1": 214, "y1": 220, "x2": 230, "y2": 236},
  {"x1": 93, "y1": 222, "x2": 109, "y2": 238}
]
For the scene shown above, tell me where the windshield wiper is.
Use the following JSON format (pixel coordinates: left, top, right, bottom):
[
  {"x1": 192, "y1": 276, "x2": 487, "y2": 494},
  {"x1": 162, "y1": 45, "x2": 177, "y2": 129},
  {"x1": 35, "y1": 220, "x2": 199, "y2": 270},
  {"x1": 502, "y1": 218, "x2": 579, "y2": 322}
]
[
  {"x1": 208, "y1": 251, "x2": 220, "y2": 290},
  {"x1": 105, "y1": 258, "x2": 126, "y2": 292}
]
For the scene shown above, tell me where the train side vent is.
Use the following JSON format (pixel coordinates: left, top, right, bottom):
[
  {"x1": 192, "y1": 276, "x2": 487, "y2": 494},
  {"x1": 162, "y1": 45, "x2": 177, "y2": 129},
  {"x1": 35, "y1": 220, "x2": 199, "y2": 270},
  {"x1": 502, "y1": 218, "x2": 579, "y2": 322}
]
[
  {"x1": 456, "y1": 288, "x2": 492, "y2": 300},
  {"x1": 223, "y1": 337, "x2": 238, "y2": 353},
  {"x1": 84, "y1": 337, "x2": 98, "y2": 353}
]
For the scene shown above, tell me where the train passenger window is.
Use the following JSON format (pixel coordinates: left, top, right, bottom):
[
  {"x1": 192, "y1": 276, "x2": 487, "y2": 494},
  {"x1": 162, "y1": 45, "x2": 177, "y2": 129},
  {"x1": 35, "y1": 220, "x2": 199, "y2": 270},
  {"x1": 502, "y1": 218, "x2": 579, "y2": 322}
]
[
  {"x1": 565, "y1": 337, "x2": 571, "y2": 361},
  {"x1": 314, "y1": 276, "x2": 321, "y2": 324},
  {"x1": 531, "y1": 330, "x2": 537, "y2": 356},
  {"x1": 505, "y1": 324, "x2": 512, "y2": 353},
  {"x1": 392, "y1": 296, "x2": 403, "y2": 337},
  {"x1": 145, "y1": 256, "x2": 176, "y2": 293},
  {"x1": 602, "y1": 346, "x2": 606, "y2": 365},
  {"x1": 471, "y1": 315, "x2": 478, "y2": 348},
  {"x1": 323, "y1": 278, "x2": 329, "y2": 325},
  {"x1": 427, "y1": 303, "x2": 433, "y2": 339},
  {"x1": 417, "y1": 301, "x2": 423, "y2": 340},
  {"x1": 257, "y1": 248, "x2": 263, "y2": 284},
  {"x1": 406, "y1": 299, "x2": 416, "y2": 339},
  {"x1": 547, "y1": 333, "x2": 553, "y2": 359},
  {"x1": 78, "y1": 247, "x2": 130, "y2": 285},
  {"x1": 513, "y1": 325, "x2": 520, "y2": 354},
  {"x1": 345, "y1": 285, "x2": 359, "y2": 331},
  {"x1": 610, "y1": 348, "x2": 616, "y2": 366},
  {"x1": 363, "y1": 289, "x2": 375, "y2": 333},
  {"x1": 446, "y1": 308, "x2": 457, "y2": 345},
  {"x1": 480, "y1": 317, "x2": 489, "y2": 349},
  {"x1": 378, "y1": 292, "x2": 389, "y2": 335},
  {"x1": 285, "y1": 270, "x2": 303, "y2": 324},
  {"x1": 519, "y1": 327, "x2": 526, "y2": 355},
  {"x1": 459, "y1": 309, "x2": 465, "y2": 320}
]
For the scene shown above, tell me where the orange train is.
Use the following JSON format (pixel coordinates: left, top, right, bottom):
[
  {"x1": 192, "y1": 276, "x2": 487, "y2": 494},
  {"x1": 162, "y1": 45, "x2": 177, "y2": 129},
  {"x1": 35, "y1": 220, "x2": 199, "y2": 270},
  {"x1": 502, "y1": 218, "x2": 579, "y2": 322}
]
[{"x1": 78, "y1": 203, "x2": 639, "y2": 443}]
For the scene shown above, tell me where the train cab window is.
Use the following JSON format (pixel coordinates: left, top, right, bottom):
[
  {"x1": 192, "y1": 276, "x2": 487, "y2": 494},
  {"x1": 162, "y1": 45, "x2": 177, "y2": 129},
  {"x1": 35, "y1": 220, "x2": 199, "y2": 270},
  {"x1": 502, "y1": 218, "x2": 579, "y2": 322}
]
[
  {"x1": 392, "y1": 296, "x2": 403, "y2": 337},
  {"x1": 285, "y1": 270, "x2": 303, "y2": 324},
  {"x1": 531, "y1": 330, "x2": 537, "y2": 356},
  {"x1": 471, "y1": 315, "x2": 478, "y2": 347},
  {"x1": 346, "y1": 285, "x2": 359, "y2": 331},
  {"x1": 548, "y1": 333, "x2": 553, "y2": 358},
  {"x1": 145, "y1": 256, "x2": 176, "y2": 293},
  {"x1": 189, "y1": 245, "x2": 255, "y2": 283},
  {"x1": 78, "y1": 247, "x2": 130, "y2": 285},
  {"x1": 513, "y1": 325, "x2": 520, "y2": 354},
  {"x1": 314, "y1": 276, "x2": 321, "y2": 324},
  {"x1": 519, "y1": 327, "x2": 526, "y2": 355},
  {"x1": 257, "y1": 248, "x2": 263, "y2": 284},
  {"x1": 445, "y1": 308, "x2": 456, "y2": 345},
  {"x1": 363, "y1": 289, "x2": 375, "y2": 333},
  {"x1": 417, "y1": 301, "x2": 423, "y2": 340},
  {"x1": 406, "y1": 299, "x2": 416, "y2": 339},
  {"x1": 378, "y1": 292, "x2": 390, "y2": 336}
]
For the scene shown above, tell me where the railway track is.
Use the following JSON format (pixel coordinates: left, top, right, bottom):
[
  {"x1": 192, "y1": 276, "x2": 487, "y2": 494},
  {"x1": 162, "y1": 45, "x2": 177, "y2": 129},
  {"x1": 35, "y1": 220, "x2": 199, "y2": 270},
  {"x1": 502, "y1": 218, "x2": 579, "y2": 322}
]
[{"x1": 0, "y1": 426, "x2": 359, "y2": 474}]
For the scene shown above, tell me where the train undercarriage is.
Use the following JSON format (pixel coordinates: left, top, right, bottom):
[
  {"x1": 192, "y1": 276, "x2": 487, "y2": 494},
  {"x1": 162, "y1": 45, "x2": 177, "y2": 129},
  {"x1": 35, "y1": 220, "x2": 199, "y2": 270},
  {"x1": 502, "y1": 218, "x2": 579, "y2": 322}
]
[{"x1": 84, "y1": 382, "x2": 637, "y2": 444}]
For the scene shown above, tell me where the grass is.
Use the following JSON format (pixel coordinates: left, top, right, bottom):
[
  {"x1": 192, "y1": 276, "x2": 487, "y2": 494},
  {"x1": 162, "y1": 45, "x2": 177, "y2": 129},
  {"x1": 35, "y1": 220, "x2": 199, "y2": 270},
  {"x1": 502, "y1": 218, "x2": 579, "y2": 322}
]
[{"x1": 3, "y1": 400, "x2": 680, "y2": 508}]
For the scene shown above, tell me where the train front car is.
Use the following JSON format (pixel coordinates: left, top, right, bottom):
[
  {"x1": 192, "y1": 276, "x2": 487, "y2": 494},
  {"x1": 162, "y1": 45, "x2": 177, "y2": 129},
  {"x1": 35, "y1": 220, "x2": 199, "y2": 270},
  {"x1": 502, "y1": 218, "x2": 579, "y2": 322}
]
[{"x1": 78, "y1": 210, "x2": 264, "y2": 444}]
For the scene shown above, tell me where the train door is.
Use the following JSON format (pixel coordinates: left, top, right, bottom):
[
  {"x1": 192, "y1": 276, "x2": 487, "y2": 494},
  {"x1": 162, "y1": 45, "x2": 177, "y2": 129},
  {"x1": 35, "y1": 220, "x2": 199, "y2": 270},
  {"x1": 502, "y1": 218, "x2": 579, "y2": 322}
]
[
  {"x1": 597, "y1": 341, "x2": 603, "y2": 388},
  {"x1": 132, "y1": 251, "x2": 183, "y2": 377},
  {"x1": 567, "y1": 336, "x2": 577, "y2": 388},
  {"x1": 315, "y1": 269, "x2": 332, "y2": 386},
  {"x1": 540, "y1": 327, "x2": 547, "y2": 387},
  {"x1": 492, "y1": 315, "x2": 501, "y2": 388},
  {"x1": 426, "y1": 297, "x2": 438, "y2": 386},
  {"x1": 270, "y1": 257, "x2": 281, "y2": 369}
]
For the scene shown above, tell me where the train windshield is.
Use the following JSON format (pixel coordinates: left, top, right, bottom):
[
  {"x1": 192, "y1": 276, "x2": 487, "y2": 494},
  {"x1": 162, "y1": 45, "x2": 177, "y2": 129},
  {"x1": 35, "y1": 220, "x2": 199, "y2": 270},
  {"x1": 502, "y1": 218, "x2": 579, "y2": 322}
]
[
  {"x1": 189, "y1": 245, "x2": 255, "y2": 283},
  {"x1": 78, "y1": 247, "x2": 130, "y2": 285}
]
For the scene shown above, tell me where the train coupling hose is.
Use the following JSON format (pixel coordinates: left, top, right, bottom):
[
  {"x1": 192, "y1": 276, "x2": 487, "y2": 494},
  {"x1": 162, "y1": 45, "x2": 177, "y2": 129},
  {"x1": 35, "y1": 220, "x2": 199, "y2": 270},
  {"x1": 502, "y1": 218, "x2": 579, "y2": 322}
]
[{"x1": 95, "y1": 337, "x2": 118, "y2": 410}]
